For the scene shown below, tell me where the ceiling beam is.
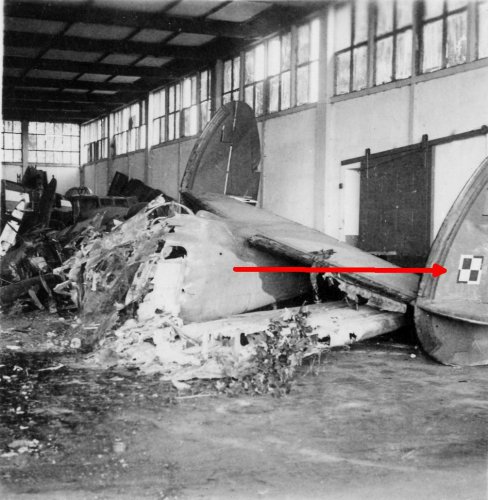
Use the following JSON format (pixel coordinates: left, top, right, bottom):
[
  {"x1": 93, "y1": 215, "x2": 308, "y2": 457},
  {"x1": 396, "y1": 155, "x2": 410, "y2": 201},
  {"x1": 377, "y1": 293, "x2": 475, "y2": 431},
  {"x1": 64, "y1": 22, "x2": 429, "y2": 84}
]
[
  {"x1": 5, "y1": 56, "x2": 177, "y2": 79},
  {"x1": 2, "y1": 109, "x2": 94, "y2": 123},
  {"x1": 3, "y1": 89, "x2": 127, "y2": 105},
  {"x1": 3, "y1": 76, "x2": 153, "y2": 93},
  {"x1": 4, "y1": 1, "x2": 260, "y2": 39},
  {"x1": 4, "y1": 99, "x2": 108, "y2": 113},
  {"x1": 4, "y1": 31, "x2": 213, "y2": 61}
]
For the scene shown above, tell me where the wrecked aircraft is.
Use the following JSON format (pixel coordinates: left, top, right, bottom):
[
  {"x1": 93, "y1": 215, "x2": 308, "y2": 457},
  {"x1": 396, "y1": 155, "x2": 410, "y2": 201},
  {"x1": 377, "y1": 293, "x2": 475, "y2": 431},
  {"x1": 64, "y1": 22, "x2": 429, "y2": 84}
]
[{"x1": 415, "y1": 156, "x2": 488, "y2": 366}]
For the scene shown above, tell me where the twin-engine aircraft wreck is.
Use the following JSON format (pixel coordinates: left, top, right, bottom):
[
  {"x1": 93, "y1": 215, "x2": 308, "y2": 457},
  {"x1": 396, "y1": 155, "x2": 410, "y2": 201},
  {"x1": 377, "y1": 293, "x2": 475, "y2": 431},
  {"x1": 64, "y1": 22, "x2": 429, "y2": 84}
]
[{"x1": 1, "y1": 101, "x2": 486, "y2": 367}]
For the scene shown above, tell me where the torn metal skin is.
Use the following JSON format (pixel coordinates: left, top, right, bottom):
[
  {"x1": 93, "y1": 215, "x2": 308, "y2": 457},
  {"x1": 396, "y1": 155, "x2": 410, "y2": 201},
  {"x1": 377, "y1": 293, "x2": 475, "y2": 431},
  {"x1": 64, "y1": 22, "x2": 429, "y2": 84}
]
[{"x1": 53, "y1": 196, "x2": 311, "y2": 342}]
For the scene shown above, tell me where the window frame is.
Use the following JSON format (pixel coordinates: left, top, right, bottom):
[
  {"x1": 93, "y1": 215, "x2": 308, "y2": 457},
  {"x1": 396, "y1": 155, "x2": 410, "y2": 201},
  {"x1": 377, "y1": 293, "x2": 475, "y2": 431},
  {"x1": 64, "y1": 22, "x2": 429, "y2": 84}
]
[
  {"x1": 111, "y1": 100, "x2": 146, "y2": 157},
  {"x1": 1, "y1": 120, "x2": 22, "y2": 163},
  {"x1": 82, "y1": 117, "x2": 108, "y2": 164},
  {"x1": 420, "y1": 0, "x2": 469, "y2": 73},
  {"x1": 28, "y1": 121, "x2": 80, "y2": 166}
]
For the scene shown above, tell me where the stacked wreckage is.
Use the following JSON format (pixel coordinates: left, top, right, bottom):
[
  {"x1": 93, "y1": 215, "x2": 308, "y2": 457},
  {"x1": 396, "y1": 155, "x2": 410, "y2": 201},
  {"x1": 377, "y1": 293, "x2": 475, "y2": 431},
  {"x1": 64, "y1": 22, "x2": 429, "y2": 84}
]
[{"x1": 1, "y1": 102, "x2": 487, "y2": 385}]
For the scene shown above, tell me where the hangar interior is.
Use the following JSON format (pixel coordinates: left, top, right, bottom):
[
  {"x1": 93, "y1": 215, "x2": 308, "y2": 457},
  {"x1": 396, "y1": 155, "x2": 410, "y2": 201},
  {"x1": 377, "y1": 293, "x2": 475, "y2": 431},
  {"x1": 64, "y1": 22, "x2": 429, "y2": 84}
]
[
  {"x1": 3, "y1": 0, "x2": 488, "y2": 267},
  {"x1": 1, "y1": 1, "x2": 488, "y2": 499}
]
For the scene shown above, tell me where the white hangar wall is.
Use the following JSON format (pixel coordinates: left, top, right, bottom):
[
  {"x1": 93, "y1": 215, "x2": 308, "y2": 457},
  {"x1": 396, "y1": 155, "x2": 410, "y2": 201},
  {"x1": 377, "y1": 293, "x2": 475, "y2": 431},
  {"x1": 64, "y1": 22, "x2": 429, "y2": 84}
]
[{"x1": 333, "y1": 65, "x2": 488, "y2": 244}]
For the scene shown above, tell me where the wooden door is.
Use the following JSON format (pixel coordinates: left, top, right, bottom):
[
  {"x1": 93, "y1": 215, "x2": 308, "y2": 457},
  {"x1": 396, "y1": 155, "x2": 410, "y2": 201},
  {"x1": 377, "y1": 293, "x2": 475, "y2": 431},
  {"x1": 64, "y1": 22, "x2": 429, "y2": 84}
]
[{"x1": 358, "y1": 147, "x2": 432, "y2": 267}]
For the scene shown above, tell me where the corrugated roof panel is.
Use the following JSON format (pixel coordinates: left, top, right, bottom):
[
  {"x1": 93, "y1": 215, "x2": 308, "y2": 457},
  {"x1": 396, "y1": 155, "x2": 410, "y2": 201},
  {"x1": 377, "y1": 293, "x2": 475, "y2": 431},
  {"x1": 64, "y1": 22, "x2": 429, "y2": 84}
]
[
  {"x1": 66, "y1": 23, "x2": 134, "y2": 40},
  {"x1": 109, "y1": 75, "x2": 140, "y2": 83},
  {"x1": 93, "y1": 0, "x2": 173, "y2": 12},
  {"x1": 27, "y1": 69, "x2": 79, "y2": 80},
  {"x1": 77, "y1": 73, "x2": 112, "y2": 82},
  {"x1": 207, "y1": 2, "x2": 268, "y2": 22},
  {"x1": 43, "y1": 49, "x2": 104, "y2": 62},
  {"x1": 135, "y1": 56, "x2": 172, "y2": 67},
  {"x1": 101, "y1": 53, "x2": 141, "y2": 65},
  {"x1": 4, "y1": 46, "x2": 41, "y2": 58},
  {"x1": 166, "y1": 1, "x2": 222, "y2": 17},
  {"x1": 6, "y1": 17, "x2": 67, "y2": 34},
  {"x1": 131, "y1": 29, "x2": 172, "y2": 43},
  {"x1": 166, "y1": 33, "x2": 215, "y2": 46}
]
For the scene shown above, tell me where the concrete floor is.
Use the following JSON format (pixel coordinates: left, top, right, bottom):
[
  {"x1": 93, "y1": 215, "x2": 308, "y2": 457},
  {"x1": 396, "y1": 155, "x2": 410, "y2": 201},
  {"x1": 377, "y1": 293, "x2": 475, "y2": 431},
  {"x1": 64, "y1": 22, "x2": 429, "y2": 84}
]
[{"x1": 0, "y1": 312, "x2": 487, "y2": 499}]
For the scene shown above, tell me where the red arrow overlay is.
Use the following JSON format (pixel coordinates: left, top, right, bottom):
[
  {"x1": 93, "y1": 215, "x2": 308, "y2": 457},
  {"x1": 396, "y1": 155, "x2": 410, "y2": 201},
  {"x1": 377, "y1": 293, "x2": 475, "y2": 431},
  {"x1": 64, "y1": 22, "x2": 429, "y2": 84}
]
[{"x1": 234, "y1": 263, "x2": 447, "y2": 278}]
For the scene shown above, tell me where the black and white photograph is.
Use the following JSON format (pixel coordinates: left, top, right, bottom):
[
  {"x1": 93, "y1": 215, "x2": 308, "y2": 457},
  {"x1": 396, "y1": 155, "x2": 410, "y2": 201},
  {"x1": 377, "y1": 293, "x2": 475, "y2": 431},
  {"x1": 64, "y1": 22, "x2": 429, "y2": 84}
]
[{"x1": 0, "y1": 0, "x2": 487, "y2": 498}]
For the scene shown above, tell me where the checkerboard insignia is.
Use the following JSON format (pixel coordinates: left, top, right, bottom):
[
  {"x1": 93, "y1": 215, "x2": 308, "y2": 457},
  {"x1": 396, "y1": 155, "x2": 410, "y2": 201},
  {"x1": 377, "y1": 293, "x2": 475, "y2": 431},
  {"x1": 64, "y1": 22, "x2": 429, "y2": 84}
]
[{"x1": 457, "y1": 255, "x2": 483, "y2": 285}]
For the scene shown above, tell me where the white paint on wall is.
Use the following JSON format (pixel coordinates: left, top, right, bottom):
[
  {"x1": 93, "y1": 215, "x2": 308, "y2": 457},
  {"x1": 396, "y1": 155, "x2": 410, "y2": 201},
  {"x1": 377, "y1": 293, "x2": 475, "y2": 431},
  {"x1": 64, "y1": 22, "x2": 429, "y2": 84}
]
[
  {"x1": 261, "y1": 108, "x2": 316, "y2": 227},
  {"x1": 1, "y1": 163, "x2": 80, "y2": 196},
  {"x1": 432, "y1": 135, "x2": 488, "y2": 238}
]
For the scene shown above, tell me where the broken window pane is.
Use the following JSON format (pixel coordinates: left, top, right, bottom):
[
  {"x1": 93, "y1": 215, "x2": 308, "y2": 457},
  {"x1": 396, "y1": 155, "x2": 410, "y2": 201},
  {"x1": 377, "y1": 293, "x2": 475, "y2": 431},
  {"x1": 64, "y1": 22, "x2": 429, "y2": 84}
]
[
  {"x1": 479, "y1": 1, "x2": 488, "y2": 58},
  {"x1": 377, "y1": 0, "x2": 394, "y2": 35},
  {"x1": 335, "y1": 51, "x2": 351, "y2": 94},
  {"x1": 224, "y1": 60, "x2": 232, "y2": 93},
  {"x1": 447, "y1": 0, "x2": 467, "y2": 10},
  {"x1": 281, "y1": 33, "x2": 291, "y2": 70},
  {"x1": 395, "y1": 29, "x2": 412, "y2": 80},
  {"x1": 200, "y1": 70, "x2": 208, "y2": 102},
  {"x1": 424, "y1": 0, "x2": 444, "y2": 19},
  {"x1": 309, "y1": 61, "x2": 319, "y2": 102},
  {"x1": 310, "y1": 19, "x2": 320, "y2": 60},
  {"x1": 335, "y1": 3, "x2": 352, "y2": 51},
  {"x1": 182, "y1": 78, "x2": 192, "y2": 107},
  {"x1": 245, "y1": 49, "x2": 255, "y2": 84},
  {"x1": 269, "y1": 75, "x2": 279, "y2": 113},
  {"x1": 297, "y1": 65, "x2": 309, "y2": 105},
  {"x1": 352, "y1": 45, "x2": 367, "y2": 90},
  {"x1": 268, "y1": 37, "x2": 280, "y2": 76},
  {"x1": 245, "y1": 85, "x2": 253, "y2": 108},
  {"x1": 422, "y1": 20, "x2": 443, "y2": 72},
  {"x1": 446, "y1": 12, "x2": 467, "y2": 66},
  {"x1": 396, "y1": 0, "x2": 414, "y2": 27},
  {"x1": 354, "y1": 0, "x2": 369, "y2": 43},
  {"x1": 376, "y1": 36, "x2": 393, "y2": 84},
  {"x1": 298, "y1": 23, "x2": 310, "y2": 64},
  {"x1": 255, "y1": 44, "x2": 265, "y2": 80},
  {"x1": 255, "y1": 81, "x2": 264, "y2": 115},
  {"x1": 153, "y1": 118, "x2": 160, "y2": 145},
  {"x1": 281, "y1": 71, "x2": 291, "y2": 110},
  {"x1": 232, "y1": 57, "x2": 240, "y2": 90}
]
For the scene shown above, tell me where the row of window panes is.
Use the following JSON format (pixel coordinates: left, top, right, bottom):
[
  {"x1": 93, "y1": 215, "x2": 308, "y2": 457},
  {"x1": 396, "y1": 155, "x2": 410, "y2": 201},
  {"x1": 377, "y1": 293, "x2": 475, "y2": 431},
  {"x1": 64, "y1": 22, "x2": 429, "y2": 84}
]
[
  {"x1": 335, "y1": 0, "x2": 488, "y2": 95},
  {"x1": 28, "y1": 122, "x2": 80, "y2": 165},
  {"x1": 82, "y1": 117, "x2": 108, "y2": 163},
  {"x1": 2, "y1": 120, "x2": 22, "y2": 163},
  {"x1": 29, "y1": 121, "x2": 78, "y2": 136},
  {"x1": 224, "y1": 18, "x2": 320, "y2": 116},
  {"x1": 151, "y1": 70, "x2": 212, "y2": 147},
  {"x1": 113, "y1": 125, "x2": 147, "y2": 156}
]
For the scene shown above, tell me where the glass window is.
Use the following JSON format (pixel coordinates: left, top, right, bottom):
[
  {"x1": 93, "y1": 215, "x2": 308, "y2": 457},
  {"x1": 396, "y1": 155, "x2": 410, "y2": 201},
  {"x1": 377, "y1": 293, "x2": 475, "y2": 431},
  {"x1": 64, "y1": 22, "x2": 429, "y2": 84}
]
[
  {"x1": 81, "y1": 117, "x2": 108, "y2": 164},
  {"x1": 151, "y1": 88, "x2": 166, "y2": 146},
  {"x1": 422, "y1": 0, "x2": 468, "y2": 73},
  {"x1": 111, "y1": 101, "x2": 146, "y2": 155},
  {"x1": 1, "y1": 120, "x2": 22, "y2": 163},
  {"x1": 223, "y1": 56, "x2": 240, "y2": 104},
  {"x1": 244, "y1": 43, "x2": 266, "y2": 115},
  {"x1": 296, "y1": 19, "x2": 320, "y2": 105},
  {"x1": 266, "y1": 32, "x2": 292, "y2": 113},
  {"x1": 182, "y1": 75, "x2": 198, "y2": 137},
  {"x1": 28, "y1": 121, "x2": 79, "y2": 165},
  {"x1": 334, "y1": 2, "x2": 369, "y2": 94},
  {"x1": 167, "y1": 83, "x2": 181, "y2": 142},
  {"x1": 199, "y1": 69, "x2": 212, "y2": 130},
  {"x1": 374, "y1": 0, "x2": 413, "y2": 86},
  {"x1": 479, "y1": 1, "x2": 488, "y2": 58}
]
